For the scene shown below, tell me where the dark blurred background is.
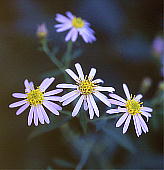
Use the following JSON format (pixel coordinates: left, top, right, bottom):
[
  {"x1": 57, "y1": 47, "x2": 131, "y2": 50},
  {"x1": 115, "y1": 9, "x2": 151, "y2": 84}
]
[{"x1": 0, "y1": 0, "x2": 163, "y2": 169}]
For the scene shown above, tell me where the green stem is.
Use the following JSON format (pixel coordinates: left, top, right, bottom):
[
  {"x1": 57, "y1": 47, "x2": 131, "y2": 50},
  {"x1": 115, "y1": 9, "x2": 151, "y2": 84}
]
[
  {"x1": 41, "y1": 39, "x2": 66, "y2": 75},
  {"x1": 63, "y1": 41, "x2": 73, "y2": 67},
  {"x1": 79, "y1": 111, "x2": 88, "y2": 134}
]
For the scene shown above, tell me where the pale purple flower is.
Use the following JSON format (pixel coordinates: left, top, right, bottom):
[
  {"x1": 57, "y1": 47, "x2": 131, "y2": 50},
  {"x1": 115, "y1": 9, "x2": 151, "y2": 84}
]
[
  {"x1": 9, "y1": 78, "x2": 63, "y2": 126},
  {"x1": 152, "y1": 36, "x2": 164, "y2": 56},
  {"x1": 36, "y1": 23, "x2": 48, "y2": 38},
  {"x1": 107, "y1": 84, "x2": 153, "y2": 137},
  {"x1": 56, "y1": 63, "x2": 115, "y2": 119},
  {"x1": 54, "y1": 11, "x2": 96, "y2": 43}
]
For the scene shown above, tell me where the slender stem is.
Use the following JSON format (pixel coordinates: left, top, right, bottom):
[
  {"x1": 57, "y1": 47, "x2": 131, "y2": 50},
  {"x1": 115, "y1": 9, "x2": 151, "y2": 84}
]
[
  {"x1": 79, "y1": 111, "x2": 88, "y2": 134},
  {"x1": 63, "y1": 41, "x2": 73, "y2": 67}
]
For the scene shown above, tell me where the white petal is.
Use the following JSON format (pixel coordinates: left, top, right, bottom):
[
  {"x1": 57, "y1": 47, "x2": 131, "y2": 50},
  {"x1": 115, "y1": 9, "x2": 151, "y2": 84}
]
[
  {"x1": 43, "y1": 100, "x2": 60, "y2": 115},
  {"x1": 16, "y1": 103, "x2": 29, "y2": 115},
  {"x1": 34, "y1": 107, "x2": 39, "y2": 126},
  {"x1": 138, "y1": 114, "x2": 148, "y2": 133},
  {"x1": 109, "y1": 93, "x2": 126, "y2": 103},
  {"x1": 92, "y1": 79, "x2": 104, "y2": 84},
  {"x1": 9, "y1": 100, "x2": 27, "y2": 108},
  {"x1": 71, "y1": 29, "x2": 78, "y2": 42},
  {"x1": 28, "y1": 106, "x2": 34, "y2": 126},
  {"x1": 55, "y1": 13, "x2": 70, "y2": 23},
  {"x1": 134, "y1": 115, "x2": 142, "y2": 136},
  {"x1": 24, "y1": 79, "x2": 31, "y2": 93},
  {"x1": 62, "y1": 93, "x2": 80, "y2": 106},
  {"x1": 66, "y1": 11, "x2": 74, "y2": 19},
  {"x1": 83, "y1": 99, "x2": 88, "y2": 111},
  {"x1": 116, "y1": 112, "x2": 129, "y2": 127},
  {"x1": 75, "y1": 63, "x2": 84, "y2": 80},
  {"x1": 29, "y1": 82, "x2": 34, "y2": 90},
  {"x1": 88, "y1": 68, "x2": 96, "y2": 80},
  {"x1": 87, "y1": 95, "x2": 94, "y2": 119},
  {"x1": 123, "y1": 114, "x2": 131, "y2": 134},
  {"x1": 44, "y1": 96, "x2": 61, "y2": 102},
  {"x1": 65, "y1": 69, "x2": 79, "y2": 82},
  {"x1": 40, "y1": 105, "x2": 50, "y2": 124},
  {"x1": 140, "y1": 111, "x2": 151, "y2": 121},
  {"x1": 123, "y1": 84, "x2": 131, "y2": 100},
  {"x1": 141, "y1": 107, "x2": 153, "y2": 112},
  {"x1": 44, "y1": 89, "x2": 63, "y2": 96},
  {"x1": 56, "y1": 84, "x2": 77, "y2": 89},
  {"x1": 106, "y1": 108, "x2": 119, "y2": 114},
  {"x1": 61, "y1": 90, "x2": 79, "y2": 102},
  {"x1": 135, "y1": 94, "x2": 143, "y2": 101},
  {"x1": 118, "y1": 107, "x2": 127, "y2": 112},
  {"x1": 95, "y1": 86, "x2": 115, "y2": 92},
  {"x1": 88, "y1": 94, "x2": 99, "y2": 117},
  {"x1": 65, "y1": 28, "x2": 75, "y2": 42},
  {"x1": 56, "y1": 23, "x2": 72, "y2": 32},
  {"x1": 36, "y1": 106, "x2": 44, "y2": 124},
  {"x1": 108, "y1": 99, "x2": 125, "y2": 106},
  {"x1": 12, "y1": 93, "x2": 27, "y2": 98},
  {"x1": 94, "y1": 91, "x2": 111, "y2": 107},
  {"x1": 72, "y1": 95, "x2": 84, "y2": 117},
  {"x1": 39, "y1": 77, "x2": 55, "y2": 92}
]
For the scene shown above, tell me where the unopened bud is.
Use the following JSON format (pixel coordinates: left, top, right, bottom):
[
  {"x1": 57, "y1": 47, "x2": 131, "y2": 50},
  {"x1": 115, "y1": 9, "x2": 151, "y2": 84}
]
[{"x1": 36, "y1": 23, "x2": 48, "y2": 39}]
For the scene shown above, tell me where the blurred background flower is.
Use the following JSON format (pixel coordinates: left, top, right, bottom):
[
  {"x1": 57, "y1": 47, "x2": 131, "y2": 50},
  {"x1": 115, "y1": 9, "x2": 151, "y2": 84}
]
[{"x1": 0, "y1": 0, "x2": 163, "y2": 169}]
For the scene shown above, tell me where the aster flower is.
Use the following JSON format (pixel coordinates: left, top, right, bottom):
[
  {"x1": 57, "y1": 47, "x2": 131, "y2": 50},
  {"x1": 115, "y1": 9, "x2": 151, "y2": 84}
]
[
  {"x1": 54, "y1": 11, "x2": 96, "y2": 43},
  {"x1": 36, "y1": 23, "x2": 48, "y2": 39},
  {"x1": 9, "y1": 78, "x2": 63, "y2": 126},
  {"x1": 56, "y1": 63, "x2": 115, "y2": 119},
  {"x1": 106, "y1": 84, "x2": 152, "y2": 137}
]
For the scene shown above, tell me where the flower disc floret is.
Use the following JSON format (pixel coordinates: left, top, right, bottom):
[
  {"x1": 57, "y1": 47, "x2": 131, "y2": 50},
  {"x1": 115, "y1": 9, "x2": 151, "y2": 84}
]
[
  {"x1": 26, "y1": 89, "x2": 44, "y2": 106},
  {"x1": 125, "y1": 98, "x2": 142, "y2": 115},
  {"x1": 78, "y1": 77, "x2": 96, "y2": 95},
  {"x1": 72, "y1": 17, "x2": 84, "y2": 28}
]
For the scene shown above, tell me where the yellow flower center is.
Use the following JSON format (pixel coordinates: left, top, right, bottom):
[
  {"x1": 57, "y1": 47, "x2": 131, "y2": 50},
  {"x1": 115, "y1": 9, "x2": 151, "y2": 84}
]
[
  {"x1": 125, "y1": 97, "x2": 142, "y2": 115},
  {"x1": 78, "y1": 76, "x2": 96, "y2": 95},
  {"x1": 72, "y1": 17, "x2": 84, "y2": 28},
  {"x1": 26, "y1": 89, "x2": 44, "y2": 106}
]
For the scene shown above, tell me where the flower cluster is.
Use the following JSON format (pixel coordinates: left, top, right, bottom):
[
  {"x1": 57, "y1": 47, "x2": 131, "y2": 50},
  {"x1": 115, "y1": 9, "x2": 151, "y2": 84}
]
[{"x1": 9, "y1": 11, "x2": 153, "y2": 137}]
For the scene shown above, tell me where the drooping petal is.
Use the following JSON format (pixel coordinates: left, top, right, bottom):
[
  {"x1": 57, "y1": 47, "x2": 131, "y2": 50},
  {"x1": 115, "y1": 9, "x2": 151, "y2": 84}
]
[
  {"x1": 56, "y1": 84, "x2": 77, "y2": 89},
  {"x1": 140, "y1": 111, "x2": 152, "y2": 122},
  {"x1": 65, "y1": 28, "x2": 75, "y2": 42},
  {"x1": 44, "y1": 96, "x2": 61, "y2": 102},
  {"x1": 43, "y1": 100, "x2": 60, "y2": 115},
  {"x1": 44, "y1": 89, "x2": 63, "y2": 96},
  {"x1": 87, "y1": 95, "x2": 94, "y2": 119},
  {"x1": 61, "y1": 90, "x2": 79, "y2": 102},
  {"x1": 138, "y1": 114, "x2": 148, "y2": 133},
  {"x1": 36, "y1": 106, "x2": 44, "y2": 124},
  {"x1": 123, "y1": 84, "x2": 131, "y2": 100},
  {"x1": 88, "y1": 94, "x2": 99, "y2": 117},
  {"x1": 40, "y1": 105, "x2": 50, "y2": 124},
  {"x1": 12, "y1": 93, "x2": 27, "y2": 99},
  {"x1": 40, "y1": 77, "x2": 55, "y2": 92},
  {"x1": 72, "y1": 95, "x2": 84, "y2": 117},
  {"x1": 62, "y1": 93, "x2": 80, "y2": 106},
  {"x1": 88, "y1": 68, "x2": 96, "y2": 80},
  {"x1": 34, "y1": 107, "x2": 39, "y2": 126},
  {"x1": 116, "y1": 112, "x2": 129, "y2": 127},
  {"x1": 94, "y1": 91, "x2": 111, "y2": 107},
  {"x1": 83, "y1": 99, "x2": 88, "y2": 111},
  {"x1": 75, "y1": 63, "x2": 84, "y2": 80},
  {"x1": 16, "y1": 103, "x2": 29, "y2": 115},
  {"x1": 71, "y1": 29, "x2": 78, "y2": 42},
  {"x1": 123, "y1": 114, "x2": 131, "y2": 134},
  {"x1": 95, "y1": 86, "x2": 115, "y2": 92},
  {"x1": 108, "y1": 99, "x2": 125, "y2": 106},
  {"x1": 134, "y1": 115, "x2": 142, "y2": 136},
  {"x1": 106, "y1": 108, "x2": 119, "y2": 114},
  {"x1": 134, "y1": 94, "x2": 143, "y2": 101},
  {"x1": 133, "y1": 115, "x2": 140, "y2": 137},
  {"x1": 109, "y1": 93, "x2": 126, "y2": 103},
  {"x1": 28, "y1": 106, "x2": 34, "y2": 126},
  {"x1": 141, "y1": 107, "x2": 153, "y2": 112},
  {"x1": 9, "y1": 100, "x2": 27, "y2": 108}
]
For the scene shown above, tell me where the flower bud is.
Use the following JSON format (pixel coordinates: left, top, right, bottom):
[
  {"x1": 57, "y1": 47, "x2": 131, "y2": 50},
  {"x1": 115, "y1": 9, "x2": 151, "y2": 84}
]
[{"x1": 36, "y1": 23, "x2": 48, "y2": 39}]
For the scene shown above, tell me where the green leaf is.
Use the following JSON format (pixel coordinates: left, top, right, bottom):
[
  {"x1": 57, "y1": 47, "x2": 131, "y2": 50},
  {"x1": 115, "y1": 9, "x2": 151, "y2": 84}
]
[{"x1": 28, "y1": 115, "x2": 71, "y2": 140}]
